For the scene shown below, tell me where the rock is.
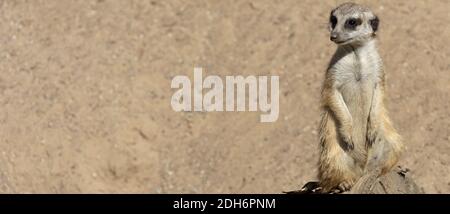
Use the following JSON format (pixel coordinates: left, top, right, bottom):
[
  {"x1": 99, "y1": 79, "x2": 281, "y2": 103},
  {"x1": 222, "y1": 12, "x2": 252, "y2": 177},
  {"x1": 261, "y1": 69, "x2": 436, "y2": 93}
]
[{"x1": 285, "y1": 166, "x2": 424, "y2": 194}]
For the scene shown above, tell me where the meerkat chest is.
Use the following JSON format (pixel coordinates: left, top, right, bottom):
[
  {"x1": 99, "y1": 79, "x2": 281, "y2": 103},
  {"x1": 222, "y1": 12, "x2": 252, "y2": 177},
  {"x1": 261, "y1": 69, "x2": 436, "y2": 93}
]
[{"x1": 332, "y1": 51, "x2": 381, "y2": 90}]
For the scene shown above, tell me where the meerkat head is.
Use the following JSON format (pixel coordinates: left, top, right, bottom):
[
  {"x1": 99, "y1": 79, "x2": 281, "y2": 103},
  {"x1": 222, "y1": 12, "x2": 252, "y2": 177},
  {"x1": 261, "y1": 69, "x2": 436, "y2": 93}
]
[{"x1": 329, "y1": 2, "x2": 379, "y2": 46}]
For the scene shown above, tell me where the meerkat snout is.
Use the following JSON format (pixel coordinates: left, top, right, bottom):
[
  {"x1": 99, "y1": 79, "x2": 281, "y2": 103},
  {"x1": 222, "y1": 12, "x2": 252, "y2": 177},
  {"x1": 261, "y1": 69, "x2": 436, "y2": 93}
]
[
  {"x1": 330, "y1": 32, "x2": 338, "y2": 41},
  {"x1": 328, "y1": 2, "x2": 379, "y2": 46}
]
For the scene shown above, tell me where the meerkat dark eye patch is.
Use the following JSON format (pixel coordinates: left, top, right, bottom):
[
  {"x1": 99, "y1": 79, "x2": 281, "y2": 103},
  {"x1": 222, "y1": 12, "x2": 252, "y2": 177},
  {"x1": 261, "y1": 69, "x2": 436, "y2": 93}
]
[
  {"x1": 330, "y1": 15, "x2": 337, "y2": 29},
  {"x1": 370, "y1": 16, "x2": 379, "y2": 32},
  {"x1": 345, "y1": 18, "x2": 362, "y2": 30}
]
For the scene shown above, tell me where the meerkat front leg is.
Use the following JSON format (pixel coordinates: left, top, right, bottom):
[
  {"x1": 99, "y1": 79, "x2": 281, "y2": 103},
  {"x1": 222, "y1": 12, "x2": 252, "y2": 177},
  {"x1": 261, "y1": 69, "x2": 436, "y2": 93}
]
[
  {"x1": 365, "y1": 83, "x2": 404, "y2": 175},
  {"x1": 366, "y1": 83, "x2": 383, "y2": 146},
  {"x1": 364, "y1": 82, "x2": 400, "y2": 176},
  {"x1": 365, "y1": 83, "x2": 385, "y2": 172},
  {"x1": 322, "y1": 83, "x2": 354, "y2": 150}
]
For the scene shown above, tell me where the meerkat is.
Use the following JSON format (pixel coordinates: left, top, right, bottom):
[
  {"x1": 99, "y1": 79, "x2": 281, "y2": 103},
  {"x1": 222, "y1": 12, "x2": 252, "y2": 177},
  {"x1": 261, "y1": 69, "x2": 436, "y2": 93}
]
[{"x1": 318, "y1": 2, "x2": 404, "y2": 193}]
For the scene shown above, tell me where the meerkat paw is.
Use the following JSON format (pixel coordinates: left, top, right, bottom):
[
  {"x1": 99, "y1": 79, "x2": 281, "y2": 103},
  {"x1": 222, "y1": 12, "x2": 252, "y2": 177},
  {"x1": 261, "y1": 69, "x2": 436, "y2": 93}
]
[
  {"x1": 330, "y1": 180, "x2": 354, "y2": 193},
  {"x1": 366, "y1": 131, "x2": 376, "y2": 146},
  {"x1": 337, "y1": 180, "x2": 354, "y2": 192},
  {"x1": 366, "y1": 126, "x2": 379, "y2": 146},
  {"x1": 339, "y1": 127, "x2": 354, "y2": 150}
]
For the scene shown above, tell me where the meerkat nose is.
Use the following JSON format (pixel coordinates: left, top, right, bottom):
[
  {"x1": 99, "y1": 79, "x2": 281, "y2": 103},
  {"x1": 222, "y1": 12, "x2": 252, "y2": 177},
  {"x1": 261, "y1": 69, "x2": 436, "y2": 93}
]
[{"x1": 330, "y1": 33, "x2": 338, "y2": 41}]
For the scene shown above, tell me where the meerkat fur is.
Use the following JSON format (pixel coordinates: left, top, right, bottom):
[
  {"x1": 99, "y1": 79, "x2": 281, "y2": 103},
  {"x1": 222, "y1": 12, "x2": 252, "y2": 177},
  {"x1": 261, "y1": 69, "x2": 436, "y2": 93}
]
[{"x1": 318, "y1": 2, "x2": 404, "y2": 192}]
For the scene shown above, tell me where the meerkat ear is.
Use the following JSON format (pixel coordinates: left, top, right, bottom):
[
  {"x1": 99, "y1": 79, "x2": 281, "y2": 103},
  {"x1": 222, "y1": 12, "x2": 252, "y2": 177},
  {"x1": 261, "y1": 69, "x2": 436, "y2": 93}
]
[{"x1": 370, "y1": 16, "x2": 379, "y2": 32}]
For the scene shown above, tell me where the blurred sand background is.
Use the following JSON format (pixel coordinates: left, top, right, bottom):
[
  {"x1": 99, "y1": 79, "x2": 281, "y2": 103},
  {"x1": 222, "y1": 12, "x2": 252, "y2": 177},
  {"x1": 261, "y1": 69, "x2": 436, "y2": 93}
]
[{"x1": 0, "y1": 0, "x2": 448, "y2": 193}]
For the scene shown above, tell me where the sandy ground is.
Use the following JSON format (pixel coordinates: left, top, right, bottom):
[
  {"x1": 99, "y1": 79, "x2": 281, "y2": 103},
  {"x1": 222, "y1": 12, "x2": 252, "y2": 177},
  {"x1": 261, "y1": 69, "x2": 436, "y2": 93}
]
[{"x1": 0, "y1": 0, "x2": 448, "y2": 193}]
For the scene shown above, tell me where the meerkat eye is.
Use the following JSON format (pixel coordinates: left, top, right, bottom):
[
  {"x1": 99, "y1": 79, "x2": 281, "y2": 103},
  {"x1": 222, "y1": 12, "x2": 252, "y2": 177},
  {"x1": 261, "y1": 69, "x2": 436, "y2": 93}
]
[
  {"x1": 348, "y1": 19, "x2": 356, "y2": 26},
  {"x1": 345, "y1": 18, "x2": 362, "y2": 29},
  {"x1": 330, "y1": 15, "x2": 337, "y2": 29}
]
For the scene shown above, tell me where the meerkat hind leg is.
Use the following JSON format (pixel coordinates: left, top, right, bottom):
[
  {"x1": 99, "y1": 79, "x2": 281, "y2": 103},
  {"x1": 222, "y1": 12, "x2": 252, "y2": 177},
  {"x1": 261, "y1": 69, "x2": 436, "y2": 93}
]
[
  {"x1": 365, "y1": 136, "x2": 387, "y2": 174},
  {"x1": 319, "y1": 112, "x2": 361, "y2": 192},
  {"x1": 350, "y1": 136, "x2": 391, "y2": 193}
]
